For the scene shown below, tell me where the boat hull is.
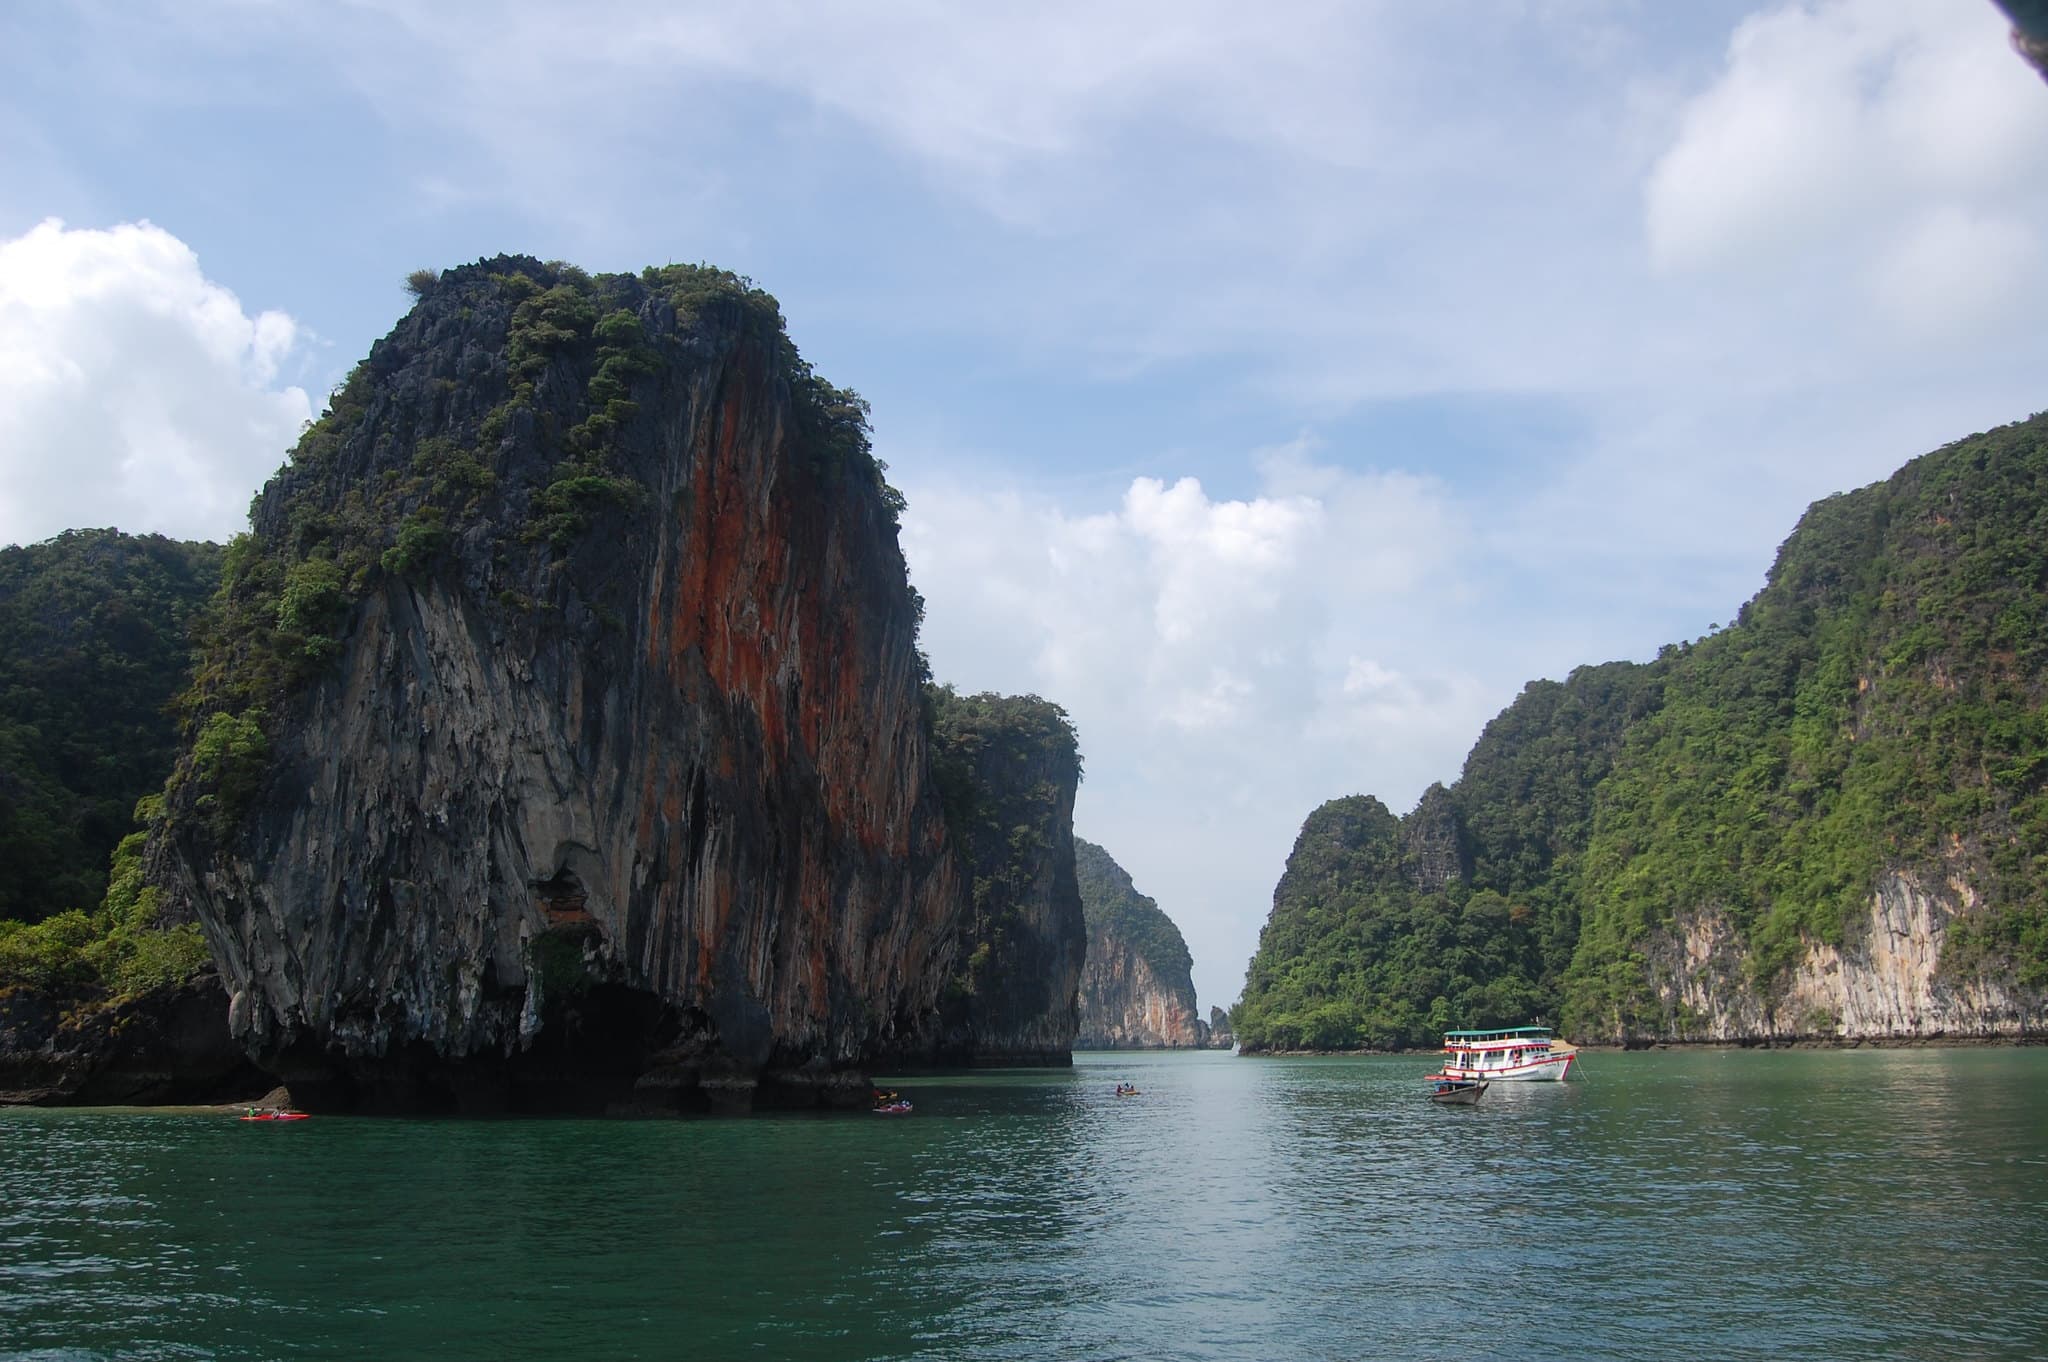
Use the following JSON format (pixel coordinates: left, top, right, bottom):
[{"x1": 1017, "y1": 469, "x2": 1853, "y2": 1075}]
[
  {"x1": 1441, "y1": 1052, "x2": 1574, "y2": 1083},
  {"x1": 1439, "y1": 1027, "x2": 1577, "y2": 1083},
  {"x1": 1426, "y1": 1078, "x2": 1487, "y2": 1105}
]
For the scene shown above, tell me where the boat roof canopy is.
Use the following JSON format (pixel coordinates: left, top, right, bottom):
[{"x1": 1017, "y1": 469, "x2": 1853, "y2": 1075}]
[{"x1": 1443, "y1": 1026, "x2": 1553, "y2": 1039}]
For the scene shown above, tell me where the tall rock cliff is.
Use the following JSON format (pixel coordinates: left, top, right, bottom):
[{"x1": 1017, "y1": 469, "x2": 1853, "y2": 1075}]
[
  {"x1": 1640, "y1": 873, "x2": 2037, "y2": 1042},
  {"x1": 1073, "y1": 839, "x2": 1203, "y2": 1049},
  {"x1": 921, "y1": 688, "x2": 1085, "y2": 1064},
  {"x1": 1237, "y1": 411, "x2": 2048, "y2": 1050},
  {"x1": 156, "y1": 258, "x2": 965, "y2": 1111}
]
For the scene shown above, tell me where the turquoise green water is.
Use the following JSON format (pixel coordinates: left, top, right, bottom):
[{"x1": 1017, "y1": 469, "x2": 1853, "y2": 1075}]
[{"x1": 3, "y1": 1048, "x2": 2046, "y2": 1360}]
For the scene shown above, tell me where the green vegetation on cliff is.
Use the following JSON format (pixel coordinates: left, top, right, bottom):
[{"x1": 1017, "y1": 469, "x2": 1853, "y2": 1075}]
[
  {"x1": 1569, "y1": 414, "x2": 2048, "y2": 1032},
  {"x1": 0, "y1": 799, "x2": 210, "y2": 999},
  {"x1": 1237, "y1": 410, "x2": 2048, "y2": 1049},
  {"x1": 1074, "y1": 838, "x2": 1193, "y2": 987},
  {"x1": 925, "y1": 686, "x2": 1085, "y2": 1051},
  {"x1": 1235, "y1": 795, "x2": 1537, "y2": 1049},
  {"x1": 1235, "y1": 657, "x2": 1662, "y2": 1050},
  {"x1": 0, "y1": 530, "x2": 221, "y2": 923},
  {"x1": 0, "y1": 530, "x2": 219, "y2": 1001}
]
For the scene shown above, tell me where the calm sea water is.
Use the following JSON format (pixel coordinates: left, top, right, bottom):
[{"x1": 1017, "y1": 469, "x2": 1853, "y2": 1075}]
[{"x1": 3, "y1": 1048, "x2": 2045, "y2": 1361}]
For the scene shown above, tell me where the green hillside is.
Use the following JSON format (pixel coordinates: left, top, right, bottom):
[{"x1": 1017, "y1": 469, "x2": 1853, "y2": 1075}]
[
  {"x1": 1568, "y1": 414, "x2": 2048, "y2": 1032},
  {"x1": 1236, "y1": 410, "x2": 2048, "y2": 1050},
  {"x1": 0, "y1": 530, "x2": 222, "y2": 922},
  {"x1": 1074, "y1": 837, "x2": 1194, "y2": 987},
  {"x1": 0, "y1": 529, "x2": 221, "y2": 1000}
]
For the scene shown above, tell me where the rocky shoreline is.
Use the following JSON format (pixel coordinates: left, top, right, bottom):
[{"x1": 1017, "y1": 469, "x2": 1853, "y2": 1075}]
[{"x1": 0, "y1": 971, "x2": 270, "y2": 1106}]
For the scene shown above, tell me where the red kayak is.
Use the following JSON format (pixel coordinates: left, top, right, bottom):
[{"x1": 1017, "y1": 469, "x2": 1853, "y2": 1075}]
[{"x1": 237, "y1": 1111, "x2": 310, "y2": 1122}]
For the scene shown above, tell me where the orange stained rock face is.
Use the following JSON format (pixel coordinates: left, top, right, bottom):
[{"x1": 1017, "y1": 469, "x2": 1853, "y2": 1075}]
[
  {"x1": 619, "y1": 344, "x2": 948, "y2": 1017},
  {"x1": 678, "y1": 363, "x2": 912, "y2": 818},
  {"x1": 654, "y1": 369, "x2": 780, "y2": 755}
]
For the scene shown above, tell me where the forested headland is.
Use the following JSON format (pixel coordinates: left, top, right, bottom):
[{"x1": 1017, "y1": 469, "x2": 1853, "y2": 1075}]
[{"x1": 1236, "y1": 411, "x2": 2048, "y2": 1050}]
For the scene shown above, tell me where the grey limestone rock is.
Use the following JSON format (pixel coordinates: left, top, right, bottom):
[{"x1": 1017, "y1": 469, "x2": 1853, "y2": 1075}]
[{"x1": 159, "y1": 259, "x2": 966, "y2": 1111}]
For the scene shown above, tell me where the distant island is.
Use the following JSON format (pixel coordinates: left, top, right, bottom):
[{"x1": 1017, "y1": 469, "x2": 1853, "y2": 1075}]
[{"x1": 1073, "y1": 838, "x2": 1214, "y2": 1048}]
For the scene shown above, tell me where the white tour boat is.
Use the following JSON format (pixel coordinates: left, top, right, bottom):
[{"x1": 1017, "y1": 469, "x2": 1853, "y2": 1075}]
[{"x1": 1440, "y1": 1026, "x2": 1576, "y2": 1082}]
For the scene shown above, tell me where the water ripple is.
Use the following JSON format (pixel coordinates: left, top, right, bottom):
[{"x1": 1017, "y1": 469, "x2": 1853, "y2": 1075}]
[{"x1": 3, "y1": 1051, "x2": 2046, "y2": 1359}]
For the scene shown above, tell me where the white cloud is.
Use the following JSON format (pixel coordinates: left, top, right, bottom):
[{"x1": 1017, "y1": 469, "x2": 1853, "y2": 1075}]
[
  {"x1": 900, "y1": 444, "x2": 1498, "y2": 1008},
  {"x1": 326, "y1": 0, "x2": 1396, "y2": 207},
  {"x1": 0, "y1": 219, "x2": 312, "y2": 547},
  {"x1": 1645, "y1": 0, "x2": 2048, "y2": 339},
  {"x1": 1123, "y1": 475, "x2": 1320, "y2": 648},
  {"x1": 1868, "y1": 206, "x2": 2040, "y2": 339}
]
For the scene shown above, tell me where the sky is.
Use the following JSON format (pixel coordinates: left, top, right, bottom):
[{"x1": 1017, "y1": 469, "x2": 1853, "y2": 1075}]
[{"x1": 3, "y1": 1, "x2": 2046, "y2": 1011}]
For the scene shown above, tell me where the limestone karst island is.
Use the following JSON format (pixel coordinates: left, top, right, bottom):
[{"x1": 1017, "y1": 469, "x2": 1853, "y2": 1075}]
[
  {"x1": 5, "y1": 256, "x2": 2044, "y2": 1112},
  {"x1": 0, "y1": 259, "x2": 1219, "y2": 1110}
]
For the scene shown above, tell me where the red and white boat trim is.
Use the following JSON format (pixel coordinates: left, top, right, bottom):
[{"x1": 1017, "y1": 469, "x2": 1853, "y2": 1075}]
[{"x1": 1440, "y1": 1026, "x2": 1576, "y2": 1082}]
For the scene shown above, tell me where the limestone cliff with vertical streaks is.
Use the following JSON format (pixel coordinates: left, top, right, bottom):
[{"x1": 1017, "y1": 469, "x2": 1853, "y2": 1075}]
[
  {"x1": 1074, "y1": 839, "x2": 1203, "y2": 1049},
  {"x1": 158, "y1": 257, "x2": 965, "y2": 1111}
]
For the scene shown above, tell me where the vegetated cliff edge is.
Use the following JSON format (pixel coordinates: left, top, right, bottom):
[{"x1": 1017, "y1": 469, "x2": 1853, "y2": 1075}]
[
  {"x1": 0, "y1": 530, "x2": 222, "y2": 923},
  {"x1": 920, "y1": 688, "x2": 1085, "y2": 1065},
  {"x1": 0, "y1": 531, "x2": 268, "y2": 1103},
  {"x1": 1236, "y1": 411, "x2": 2048, "y2": 1050},
  {"x1": 1072, "y1": 839, "x2": 1205, "y2": 1048},
  {"x1": 152, "y1": 257, "x2": 978, "y2": 1112}
]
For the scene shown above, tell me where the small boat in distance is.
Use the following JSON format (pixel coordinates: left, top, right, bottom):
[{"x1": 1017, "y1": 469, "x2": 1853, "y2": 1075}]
[
  {"x1": 1440, "y1": 1026, "x2": 1576, "y2": 1082},
  {"x1": 237, "y1": 1109, "x2": 309, "y2": 1122},
  {"x1": 1426, "y1": 1075, "x2": 1487, "y2": 1105}
]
